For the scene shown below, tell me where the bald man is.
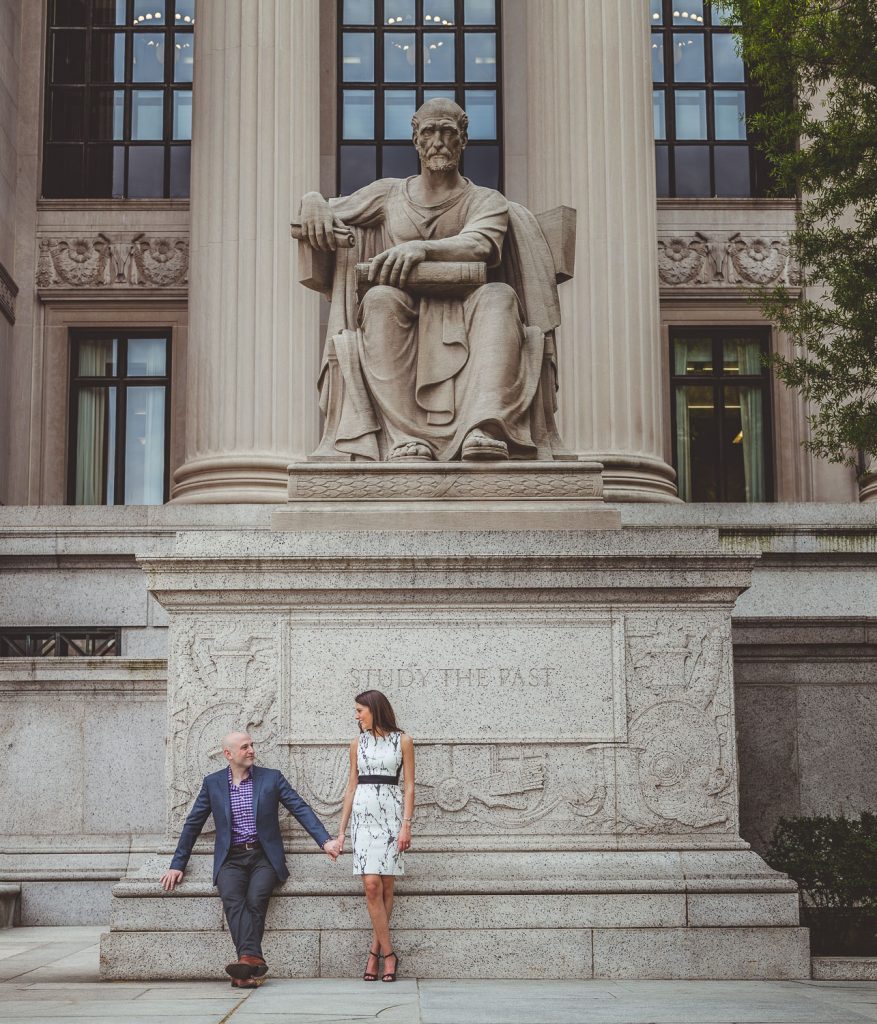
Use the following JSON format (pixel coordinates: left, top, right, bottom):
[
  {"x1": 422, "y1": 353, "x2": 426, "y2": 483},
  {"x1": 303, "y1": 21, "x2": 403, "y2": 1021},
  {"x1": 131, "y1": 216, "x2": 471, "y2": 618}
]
[{"x1": 160, "y1": 732, "x2": 340, "y2": 987}]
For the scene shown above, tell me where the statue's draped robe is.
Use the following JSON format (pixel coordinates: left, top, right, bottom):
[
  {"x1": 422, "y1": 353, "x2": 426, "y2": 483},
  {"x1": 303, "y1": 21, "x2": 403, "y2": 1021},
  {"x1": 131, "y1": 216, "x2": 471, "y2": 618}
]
[{"x1": 318, "y1": 176, "x2": 567, "y2": 461}]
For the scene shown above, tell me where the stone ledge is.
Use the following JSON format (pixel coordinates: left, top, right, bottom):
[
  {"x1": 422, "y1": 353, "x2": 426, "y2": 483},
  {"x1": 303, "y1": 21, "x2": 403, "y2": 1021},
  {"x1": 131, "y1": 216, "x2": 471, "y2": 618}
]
[{"x1": 811, "y1": 956, "x2": 877, "y2": 981}]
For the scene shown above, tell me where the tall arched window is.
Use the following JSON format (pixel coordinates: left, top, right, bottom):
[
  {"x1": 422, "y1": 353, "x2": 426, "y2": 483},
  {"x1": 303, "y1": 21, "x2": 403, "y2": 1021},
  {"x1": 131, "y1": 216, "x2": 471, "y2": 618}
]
[
  {"x1": 651, "y1": 0, "x2": 767, "y2": 197},
  {"x1": 338, "y1": 0, "x2": 502, "y2": 193}
]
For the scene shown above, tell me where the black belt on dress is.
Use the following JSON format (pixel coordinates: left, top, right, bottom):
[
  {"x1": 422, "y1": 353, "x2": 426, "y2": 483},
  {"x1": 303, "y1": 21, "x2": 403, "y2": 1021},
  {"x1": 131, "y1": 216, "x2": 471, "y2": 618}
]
[{"x1": 357, "y1": 774, "x2": 399, "y2": 785}]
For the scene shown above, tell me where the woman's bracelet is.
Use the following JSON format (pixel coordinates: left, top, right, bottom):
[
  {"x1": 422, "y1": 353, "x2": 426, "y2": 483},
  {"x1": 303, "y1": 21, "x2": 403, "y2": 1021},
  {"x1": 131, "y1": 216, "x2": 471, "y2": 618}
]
[{"x1": 402, "y1": 817, "x2": 413, "y2": 823}]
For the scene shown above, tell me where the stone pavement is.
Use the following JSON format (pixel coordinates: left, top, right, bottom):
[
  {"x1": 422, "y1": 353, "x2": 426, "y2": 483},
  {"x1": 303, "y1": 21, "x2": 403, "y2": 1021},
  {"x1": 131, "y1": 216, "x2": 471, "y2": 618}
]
[{"x1": 2, "y1": 928, "x2": 877, "y2": 1024}]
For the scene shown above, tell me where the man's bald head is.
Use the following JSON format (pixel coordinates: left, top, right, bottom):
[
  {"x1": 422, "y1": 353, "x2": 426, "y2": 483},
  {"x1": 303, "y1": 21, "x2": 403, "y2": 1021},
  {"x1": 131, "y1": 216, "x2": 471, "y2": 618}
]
[
  {"x1": 411, "y1": 98, "x2": 469, "y2": 138},
  {"x1": 222, "y1": 731, "x2": 256, "y2": 774},
  {"x1": 222, "y1": 731, "x2": 252, "y2": 754}
]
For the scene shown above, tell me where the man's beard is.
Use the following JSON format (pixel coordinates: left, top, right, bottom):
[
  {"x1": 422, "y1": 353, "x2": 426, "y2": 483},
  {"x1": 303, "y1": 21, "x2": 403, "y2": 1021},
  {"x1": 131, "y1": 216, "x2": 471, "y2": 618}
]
[{"x1": 420, "y1": 149, "x2": 459, "y2": 171}]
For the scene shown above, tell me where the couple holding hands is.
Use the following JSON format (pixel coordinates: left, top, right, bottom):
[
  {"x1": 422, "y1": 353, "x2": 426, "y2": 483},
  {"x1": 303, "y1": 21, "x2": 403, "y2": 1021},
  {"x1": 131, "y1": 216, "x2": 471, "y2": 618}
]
[{"x1": 159, "y1": 689, "x2": 414, "y2": 987}]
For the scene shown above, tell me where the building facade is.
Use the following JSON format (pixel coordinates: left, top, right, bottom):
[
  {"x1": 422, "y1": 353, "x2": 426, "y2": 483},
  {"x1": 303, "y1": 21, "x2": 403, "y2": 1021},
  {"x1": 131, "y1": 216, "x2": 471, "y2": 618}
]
[{"x1": 0, "y1": 0, "x2": 875, "y2": 937}]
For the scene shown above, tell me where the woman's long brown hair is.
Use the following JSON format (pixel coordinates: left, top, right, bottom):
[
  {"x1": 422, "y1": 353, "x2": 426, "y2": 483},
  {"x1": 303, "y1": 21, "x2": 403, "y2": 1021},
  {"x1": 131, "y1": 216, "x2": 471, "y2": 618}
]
[{"x1": 355, "y1": 689, "x2": 401, "y2": 736}]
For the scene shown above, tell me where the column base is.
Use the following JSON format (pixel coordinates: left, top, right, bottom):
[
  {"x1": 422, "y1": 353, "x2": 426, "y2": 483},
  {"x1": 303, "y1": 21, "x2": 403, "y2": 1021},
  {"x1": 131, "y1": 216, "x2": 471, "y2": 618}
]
[
  {"x1": 859, "y1": 470, "x2": 877, "y2": 503},
  {"x1": 581, "y1": 453, "x2": 681, "y2": 503},
  {"x1": 171, "y1": 454, "x2": 292, "y2": 504}
]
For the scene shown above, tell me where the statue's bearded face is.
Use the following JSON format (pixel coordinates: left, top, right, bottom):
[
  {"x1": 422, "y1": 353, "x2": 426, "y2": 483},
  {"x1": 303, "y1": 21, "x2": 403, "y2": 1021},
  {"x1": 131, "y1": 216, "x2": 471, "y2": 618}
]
[{"x1": 414, "y1": 118, "x2": 465, "y2": 171}]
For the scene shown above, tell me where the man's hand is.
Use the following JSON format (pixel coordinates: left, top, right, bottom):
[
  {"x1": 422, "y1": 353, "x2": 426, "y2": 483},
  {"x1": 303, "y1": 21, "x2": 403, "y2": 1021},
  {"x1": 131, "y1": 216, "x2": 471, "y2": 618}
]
[
  {"x1": 322, "y1": 838, "x2": 342, "y2": 862},
  {"x1": 368, "y1": 240, "x2": 428, "y2": 289},
  {"x1": 300, "y1": 191, "x2": 339, "y2": 253},
  {"x1": 160, "y1": 869, "x2": 184, "y2": 892}
]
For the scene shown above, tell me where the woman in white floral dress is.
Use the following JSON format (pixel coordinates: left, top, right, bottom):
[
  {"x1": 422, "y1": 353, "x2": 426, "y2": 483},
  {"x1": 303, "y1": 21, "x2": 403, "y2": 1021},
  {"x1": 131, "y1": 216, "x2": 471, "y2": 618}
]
[{"x1": 337, "y1": 690, "x2": 415, "y2": 983}]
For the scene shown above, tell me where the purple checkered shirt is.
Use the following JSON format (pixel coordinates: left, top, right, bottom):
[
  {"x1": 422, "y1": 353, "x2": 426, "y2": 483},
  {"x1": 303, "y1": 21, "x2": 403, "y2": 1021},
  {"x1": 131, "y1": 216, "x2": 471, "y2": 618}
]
[{"x1": 228, "y1": 766, "x2": 258, "y2": 845}]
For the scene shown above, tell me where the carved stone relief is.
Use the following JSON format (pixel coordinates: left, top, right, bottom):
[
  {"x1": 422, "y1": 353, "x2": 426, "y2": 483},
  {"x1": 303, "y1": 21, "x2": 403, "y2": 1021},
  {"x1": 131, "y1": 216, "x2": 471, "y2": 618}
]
[
  {"x1": 166, "y1": 614, "x2": 283, "y2": 832},
  {"x1": 618, "y1": 615, "x2": 736, "y2": 834},
  {"x1": 0, "y1": 260, "x2": 17, "y2": 324},
  {"x1": 37, "y1": 233, "x2": 189, "y2": 291},
  {"x1": 658, "y1": 231, "x2": 795, "y2": 287}
]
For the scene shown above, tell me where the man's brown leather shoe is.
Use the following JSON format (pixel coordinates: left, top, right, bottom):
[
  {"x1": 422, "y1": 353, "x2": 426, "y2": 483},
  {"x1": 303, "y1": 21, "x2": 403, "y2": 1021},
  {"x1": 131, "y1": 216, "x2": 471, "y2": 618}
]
[
  {"x1": 231, "y1": 977, "x2": 260, "y2": 988},
  {"x1": 240, "y1": 955, "x2": 268, "y2": 978},
  {"x1": 225, "y1": 958, "x2": 254, "y2": 980}
]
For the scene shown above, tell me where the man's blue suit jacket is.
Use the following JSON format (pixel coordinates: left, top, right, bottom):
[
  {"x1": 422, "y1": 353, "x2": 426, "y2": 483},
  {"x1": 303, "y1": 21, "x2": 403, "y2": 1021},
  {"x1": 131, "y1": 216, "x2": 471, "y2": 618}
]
[{"x1": 169, "y1": 765, "x2": 331, "y2": 884}]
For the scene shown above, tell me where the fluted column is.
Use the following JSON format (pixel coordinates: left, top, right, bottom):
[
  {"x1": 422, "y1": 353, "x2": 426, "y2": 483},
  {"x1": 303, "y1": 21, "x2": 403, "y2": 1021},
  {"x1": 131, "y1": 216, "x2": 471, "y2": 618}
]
[
  {"x1": 527, "y1": 0, "x2": 678, "y2": 501},
  {"x1": 172, "y1": 0, "x2": 321, "y2": 503}
]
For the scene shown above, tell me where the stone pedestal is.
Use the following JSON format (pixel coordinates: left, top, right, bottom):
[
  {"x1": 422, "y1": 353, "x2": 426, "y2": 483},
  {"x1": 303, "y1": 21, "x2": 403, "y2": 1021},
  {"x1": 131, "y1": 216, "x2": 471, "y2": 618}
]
[
  {"x1": 271, "y1": 461, "x2": 621, "y2": 531},
  {"x1": 101, "y1": 528, "x2": 808, "y2": 980}
]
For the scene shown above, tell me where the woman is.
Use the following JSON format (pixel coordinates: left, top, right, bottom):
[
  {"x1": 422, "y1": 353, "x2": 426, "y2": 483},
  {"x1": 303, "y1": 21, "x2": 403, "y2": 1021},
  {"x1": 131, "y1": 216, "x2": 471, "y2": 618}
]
[{"x1": 336, "y1": 689, "x2": 414, "y2": 983}]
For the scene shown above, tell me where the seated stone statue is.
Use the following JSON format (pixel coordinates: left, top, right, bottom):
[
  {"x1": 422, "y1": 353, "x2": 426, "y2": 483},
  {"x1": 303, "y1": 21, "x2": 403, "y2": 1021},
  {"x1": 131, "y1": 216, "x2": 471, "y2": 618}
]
[{"x1": 297, "y1": 98, "x2": 572, "y2": 463}]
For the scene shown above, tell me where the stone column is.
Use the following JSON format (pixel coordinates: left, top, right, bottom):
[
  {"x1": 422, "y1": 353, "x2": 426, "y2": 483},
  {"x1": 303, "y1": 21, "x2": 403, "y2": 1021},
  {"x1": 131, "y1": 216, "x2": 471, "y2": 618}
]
[
  {"x1": 172, "y1": 0, "x2": 321, "y2": 503},
  {"x1": 526, "y1": 0, "x2": 679, "y2": 501}
]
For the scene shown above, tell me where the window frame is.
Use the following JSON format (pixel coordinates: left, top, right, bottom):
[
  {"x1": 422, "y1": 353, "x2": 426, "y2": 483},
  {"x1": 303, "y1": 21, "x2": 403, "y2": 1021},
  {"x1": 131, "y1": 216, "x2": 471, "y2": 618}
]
[
  {"x1": 42, "y1": 0, "x2": 194, "y2": 199},
  {"x1": 651, "y1": 0, "x2": 768, "y2": 198},
  {"x1": 67, "y1": 328, "x2": 173, "y2": 505},
  {"x1": 0, "y1": 627, "x2": 122, "y2": 658},
  {"x1": 669, "y1": 326, "x2": 775, "y2": 502},
  {"x1": 336, "y1": 0, "x2": 503, "y2": 192}
]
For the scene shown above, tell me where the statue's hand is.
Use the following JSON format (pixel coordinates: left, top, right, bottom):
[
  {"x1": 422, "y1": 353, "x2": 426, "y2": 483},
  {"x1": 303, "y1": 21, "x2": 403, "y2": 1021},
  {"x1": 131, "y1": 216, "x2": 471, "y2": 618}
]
[
  {"x1": 299, "y1": 192, "x2": 339, "y2": 252},
  {"x1": 369, "y1": 241, "x2": 428, "y2": 289}
]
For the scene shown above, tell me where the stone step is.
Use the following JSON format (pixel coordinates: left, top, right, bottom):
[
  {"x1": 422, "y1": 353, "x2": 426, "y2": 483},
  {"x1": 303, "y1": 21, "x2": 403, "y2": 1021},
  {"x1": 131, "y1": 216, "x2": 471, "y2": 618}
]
[
  {"x1": 100, "y1": 925, "x2": 811, "y2": 981},
  {"x1": 108, "y1": 890, "x2": 801, "y2": 932}
]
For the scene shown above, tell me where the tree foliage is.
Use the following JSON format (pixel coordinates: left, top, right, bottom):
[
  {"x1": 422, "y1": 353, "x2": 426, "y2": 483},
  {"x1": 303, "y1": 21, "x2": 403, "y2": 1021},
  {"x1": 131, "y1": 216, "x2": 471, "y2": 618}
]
[{"x1": 722, "y1": 0, "x2": 877, "y2": 467}]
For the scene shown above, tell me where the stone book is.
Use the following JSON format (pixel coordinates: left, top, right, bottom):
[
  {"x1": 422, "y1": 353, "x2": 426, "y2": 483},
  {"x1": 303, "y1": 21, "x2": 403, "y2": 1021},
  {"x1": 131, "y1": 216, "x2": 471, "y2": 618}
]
[{"x1": 355, "y1": 261, "x2": 487, "y2": 300}]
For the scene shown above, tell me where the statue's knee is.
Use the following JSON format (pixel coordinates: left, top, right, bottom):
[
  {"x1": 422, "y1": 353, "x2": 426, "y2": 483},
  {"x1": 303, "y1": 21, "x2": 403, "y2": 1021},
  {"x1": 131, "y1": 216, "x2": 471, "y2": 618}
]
[
  {"x1": 361, "y1": 284, "x2": 407, "y2": 315},
  {"x1": 478, "y1": 282, "x2": 518, "y2": 313}
]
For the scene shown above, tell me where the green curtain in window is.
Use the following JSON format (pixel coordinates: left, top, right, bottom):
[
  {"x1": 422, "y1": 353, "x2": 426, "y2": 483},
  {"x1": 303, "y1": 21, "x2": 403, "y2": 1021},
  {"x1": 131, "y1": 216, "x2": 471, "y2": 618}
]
[
  {"x1": 673, "y1": 342, "x2": 696, "y2": 502},
  {"x1": 74, "y1": 343, "x2": 110, "y2": 504},
  {"x1": 733, "y1": 340, "x2": 766, "y2": 501}
]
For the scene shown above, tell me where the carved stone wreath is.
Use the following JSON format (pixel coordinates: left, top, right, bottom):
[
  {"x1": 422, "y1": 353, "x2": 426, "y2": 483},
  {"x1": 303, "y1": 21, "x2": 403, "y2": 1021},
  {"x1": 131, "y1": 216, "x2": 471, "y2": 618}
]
[
  {"x1": 658, "y1": 230, "x2": 793, "y2": 287},
  {"x1": 37, "y1": 232, "x2": 189, "y2": 290}
]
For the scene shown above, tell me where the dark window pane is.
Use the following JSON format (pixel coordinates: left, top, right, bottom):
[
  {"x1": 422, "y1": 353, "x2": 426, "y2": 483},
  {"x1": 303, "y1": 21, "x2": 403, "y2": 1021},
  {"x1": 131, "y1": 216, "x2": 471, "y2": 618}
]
[
  {"x1": 127, "y1": 145, "x2": 165, "y2": 196},
  {"x1": 131, "y1": 89, "x2": 164, "y2": 138},
  {"x1": 340, "y1": 145, "x2": 376, "y2": 193},
  {"x1": 169, "y1": 144, "x2": 191, "y2": 197},
  {"x1": 723, "y1": 385, "x2": 765, "y2": 500},
  {"x1": 464, "y1": 89, "x2": 496, "y2": 140},
  {"x1": 174, "y1": 0, "x2": 195, "y2": 26},
  {"x1": 381, "y1": 144, "x2": 419, "y2": 178},
  {"x1": 91, "y1": 31, "x2": 126, "y2": 82},
  {"x1": 52, "y1": 31, "x2": 87, "y2": 83},
  {"x1": 133, "y1": 33, "x2": 165, "y2": 82},
  {"x1": 675, "y1": 383, "x2": 717, "y2": 502},
  {"x1": 344, "y1": 89, "x2": 376, "y2": 139},
  {"x1": 651, "y1": 33, "x2": 664, "y2": 82},
  {"x1": 383, "y1": 90, "x2": 415, "y2": 140},
  {"x1": 464, "y1": 0, "x2": 496, "y2": 25},
  {"x1": 722, "y1": 337, "x2": 764, "y2": 375},
  {"x1": 425, "y1": 0, "x2": 455, "y2": 26},
  {"x1": 673, "y1": 0, "x2": 704, "y2": 24},
  {"x1": 385, "y1": 0, "x2": 415, "y2": 25},
  {"x1": 673, "y1": 336, "x2": 713, "y2": 375},
  {"x1": 714, "y1": 145, "x2": 750, "y2": 195},
  {"x1": 714, "y1": 90, "x2": 746, "y2": 140},
  {"x1": 650, "y1": 0, "x2": 663, "y2": 24},
  {"x1": 385, "y1": 32, "x2": 416, "y2": 81},
  {"x1": 86, "y1": 144, "x2": 125, "y2": 197},
  {"x1": 43, "y1": 144, "x2": 85, "y2": 197},
  {"x1": 132, "y1": 0, "x2": 166, "y2": 26},
  {"x1": 93, "y1": 0, "x2": 128, "y2": 26},
  {"x1": 674, "y1": 90, "x2": 707, "y2": 138},
  {"x1": 424, "y1": 88, "x2": 455, "y2": 102},
  {"x1": 174, "y1": 33, "x2": 194, "y2": 82},
  {"x1": 423, "y1": 33, "x2": 454, "y2": 81},
  {"x1": 655, "y1": 144, "x2": 670, "y2": 195},
  {"x1": 464, "y1": 32, "x2": 496, "y2": 82},
  {"x1": 673, "y1": 33, "x2": 704, "y2": 82},
  {"x1": 90, "y1": 88, "x2": 125, "y2": 141},
  {"x1": 712, "y1": 33, "x2": 744, "y2": 81},
  {"x1": 674, "y1": 145, "x2": 711, "y2": 195},
  {"x1": 463, "y1": 145, "x2": 499, "y2": 189},
  {"x1": 342, "y1": 32, "x2": 375, "y2": 81},
  {"x1": 653, "y1": 90, "x2": 666, "y2": 140},
  {"x1": 343, "y1": 0, "x2": 374, "y2": 24},
  {"x1": 173, "y1": 90, "x2": 192, "y2": 140},
  {"x1": 49, "y1": 88, "x2": 86, "y2": 141},
  {"x1": 52, "y1": 0, "x2": 88, "y2": 26}
]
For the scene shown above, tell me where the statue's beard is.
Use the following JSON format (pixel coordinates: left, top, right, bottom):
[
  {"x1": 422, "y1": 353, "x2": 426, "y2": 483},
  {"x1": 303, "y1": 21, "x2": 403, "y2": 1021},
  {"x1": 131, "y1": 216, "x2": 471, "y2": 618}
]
[{"x1": 420, "y1": 149, "x2": 459, "y2": 172}]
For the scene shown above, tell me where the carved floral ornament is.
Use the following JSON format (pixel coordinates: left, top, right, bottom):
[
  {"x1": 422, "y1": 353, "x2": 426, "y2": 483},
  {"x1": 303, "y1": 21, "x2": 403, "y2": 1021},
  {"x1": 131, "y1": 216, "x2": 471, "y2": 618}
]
[
  {"x1": 37, "y1": 233, "x2": 189, "y2": 291},
  {"x1": 657, "y1": 230, "x2": 798, "y2": 287}
]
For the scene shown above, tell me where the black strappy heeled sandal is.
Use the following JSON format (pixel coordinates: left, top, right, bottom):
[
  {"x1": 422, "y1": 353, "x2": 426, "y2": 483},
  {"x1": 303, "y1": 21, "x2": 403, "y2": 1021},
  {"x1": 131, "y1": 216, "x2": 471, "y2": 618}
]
[
  {"x1": 363, "y1": 948, "x2": 381, "y2": 981},
  {"x1": 381, "y1": 951, "x2": 400, "y2": 982}
]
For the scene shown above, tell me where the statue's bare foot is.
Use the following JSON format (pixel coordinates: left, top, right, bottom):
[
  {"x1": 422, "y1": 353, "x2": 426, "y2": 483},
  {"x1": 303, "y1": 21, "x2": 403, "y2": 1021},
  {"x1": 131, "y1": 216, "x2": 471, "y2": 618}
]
[
  {"x1": 461, "y1": 428, "x2": 509, "y2": 461},
  {"x1": 388, "y1": 440, "x2": 434, "y2": 463}
]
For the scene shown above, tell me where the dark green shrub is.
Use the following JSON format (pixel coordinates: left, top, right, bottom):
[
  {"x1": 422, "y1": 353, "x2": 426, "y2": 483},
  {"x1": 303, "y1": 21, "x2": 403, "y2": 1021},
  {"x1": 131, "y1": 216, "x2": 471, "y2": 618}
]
[{"x1": 765, "y1": 813, "x2": 877, "y2": 955}]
